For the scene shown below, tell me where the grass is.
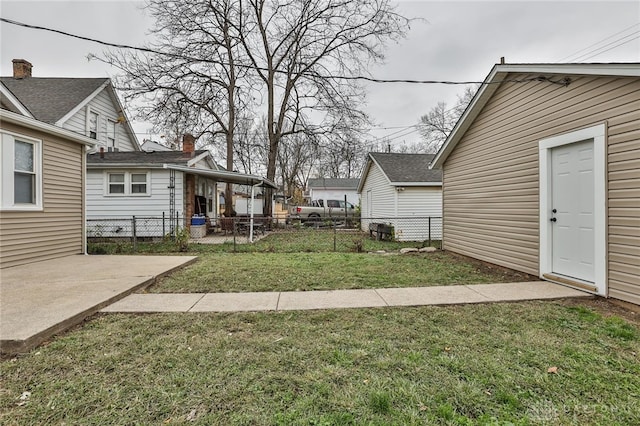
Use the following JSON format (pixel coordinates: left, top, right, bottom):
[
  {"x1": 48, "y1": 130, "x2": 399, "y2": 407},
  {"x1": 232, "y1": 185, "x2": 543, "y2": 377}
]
[
  {"x1": 1, "y1": 300, "x2": 639, "y2": 425},
  {"x1": 149, "y1": 251, "x2": 535, "y2": 293}
]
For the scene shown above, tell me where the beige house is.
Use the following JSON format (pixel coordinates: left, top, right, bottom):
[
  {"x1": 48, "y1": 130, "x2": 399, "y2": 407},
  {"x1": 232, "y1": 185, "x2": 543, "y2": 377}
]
[
  {"x1": 431, "y1": 63, "x2": 640, "y2": 305},
  {"x1": 0, "y1": 109, "x2": 95, "y2": 268}
]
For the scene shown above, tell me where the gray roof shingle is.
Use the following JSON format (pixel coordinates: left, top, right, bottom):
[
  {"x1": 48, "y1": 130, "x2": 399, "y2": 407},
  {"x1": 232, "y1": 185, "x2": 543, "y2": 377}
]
[
  {"x1": 370, "y1": 152, "x2": 442, "y2": 183},
  {"x1": 307, "y1": 178, "x2": 360, "y2": 189},
  {"x1": 0, "y1": 77, "x2": 108, "y2": 124},
  {"x1": 87, "y1": 150, "x2": 210, "y2": 165}
]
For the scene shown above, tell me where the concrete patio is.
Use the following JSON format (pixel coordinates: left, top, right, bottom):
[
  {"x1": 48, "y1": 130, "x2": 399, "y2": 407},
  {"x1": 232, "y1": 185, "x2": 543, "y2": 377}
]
[{"x1": 0, "y1": 255, "x2": 197, "y2": 355}]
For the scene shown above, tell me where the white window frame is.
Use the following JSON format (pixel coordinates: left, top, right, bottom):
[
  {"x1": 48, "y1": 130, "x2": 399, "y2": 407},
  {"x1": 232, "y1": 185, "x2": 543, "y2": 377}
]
[
  {"x1": 107, "y1": 119, "x2": 117, "y2": 149},
  {"x1": 104, "y1": 171, "x2": 150, "y2": 197},
  {"x1": 0, "y1": 131, "x2": 43, "y2": 211},
  {"x1": 130, "y1": 172, "x2": 148, "y2": 195},
  {"x1": 87, "y1": 108, "x2": 99, "y2": 140},
  {"x1": 107, "y1": 172, "x2": 126, "y2": 195}
]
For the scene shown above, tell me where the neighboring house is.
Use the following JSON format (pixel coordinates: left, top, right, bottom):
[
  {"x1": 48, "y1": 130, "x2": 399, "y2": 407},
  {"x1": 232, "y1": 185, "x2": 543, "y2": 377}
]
[
  {"x1": 86, "y1": 134, "x2": 277, "y2": 237},
  {"x1": 358, "y1": 152, "x2": 442, "y2": 241},
  {"x1": 431, "y1": 62, "x2": 640, "y2": 304},
  {"x1": 141, "y1": 139, "x2": 173, "y2": 152},
  {"x1": 306, "y1": 178, "x2": 360, "y2": 206},
  {"x1": 1, "y1": 59, "x2": 140, "y2": 153},
  {"x1": 0, "y1": 108, "x2": 95, "y2": 268}
]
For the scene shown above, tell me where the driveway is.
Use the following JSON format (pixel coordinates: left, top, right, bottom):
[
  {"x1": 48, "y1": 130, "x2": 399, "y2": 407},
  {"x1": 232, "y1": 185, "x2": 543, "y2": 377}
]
[{"x1": 0, "y1": 255, "x2": 196, "y2": 355}]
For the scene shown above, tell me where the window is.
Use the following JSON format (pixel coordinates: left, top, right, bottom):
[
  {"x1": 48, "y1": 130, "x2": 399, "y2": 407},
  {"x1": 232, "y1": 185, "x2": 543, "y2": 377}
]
[
  {"x1": 108, "y1": 173, "x2": 125, "y2": 194},
  {"x1": 107, "y1": 119, "x2": 116, "y2": 148},
  {"x1": 14, "y1": 141, "x2": 35, "y2": 203},
  {"x1": 105, "y1": 171, "x2": 149, "y2": 196},
  {"x1": 1, "y1": 132, "x2": 42, "y2": 210},
  {"x1": 88, "y1": 110, "x2": 99, "y2": 139},
  {"x1": 130, "y1": 173, "x2": 147, "y2": 194}
]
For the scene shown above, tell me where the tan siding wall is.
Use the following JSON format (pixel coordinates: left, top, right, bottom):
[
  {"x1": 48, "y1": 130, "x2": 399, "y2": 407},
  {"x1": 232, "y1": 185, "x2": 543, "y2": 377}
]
[
  {"x1": 607, "y1": 98, "x2": 640, "y2": 304},
  {"x1": 0, "y1": 122, "x2": 85, "y2": 268},
  {"x1": 443, "y1": 75, "x2": 640, "y2": 304}
]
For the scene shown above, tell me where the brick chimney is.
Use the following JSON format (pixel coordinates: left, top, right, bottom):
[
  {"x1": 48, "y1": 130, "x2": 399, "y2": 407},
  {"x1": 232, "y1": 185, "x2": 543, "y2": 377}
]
[
  {"x1": 182, "y1": 133, "x2": 195, "y2": 153},
  {"x1": 12, "y1": 59, "x2": 33, "y2": 79}
]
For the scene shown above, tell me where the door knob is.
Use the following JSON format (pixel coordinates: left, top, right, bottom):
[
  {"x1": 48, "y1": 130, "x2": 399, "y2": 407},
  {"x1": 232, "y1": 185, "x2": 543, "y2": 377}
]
[
  {"x1": 552, "y1": 209, "x2": 557, "y2": 213},
  {"x1": 550, "y1": 217, "x2": 557, "y2": 222}
]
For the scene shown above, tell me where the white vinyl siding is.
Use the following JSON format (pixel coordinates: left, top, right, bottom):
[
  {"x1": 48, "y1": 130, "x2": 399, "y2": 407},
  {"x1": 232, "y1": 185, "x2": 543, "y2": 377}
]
[
  {"x1": 360, "y1": 161, "x2": 443, "y2": 241},
  {"x1": 63, "y1": 88, "x2": 137, "y2": 151},
  {"x1": 86, "y1": 168, "x2": 184, "y2": 218},
  {"x1": 395, "y1": 187, "x2": 442, "y2": 241},
  {"x1": 360, "y1": 162, "x2": 395, "y2": 233},
  {"x1": 442, "y1": 74, "x2": 640, "y2": 305},
  {"x1": 0, "y1": 123, "x2": 84, "y2": 269}
]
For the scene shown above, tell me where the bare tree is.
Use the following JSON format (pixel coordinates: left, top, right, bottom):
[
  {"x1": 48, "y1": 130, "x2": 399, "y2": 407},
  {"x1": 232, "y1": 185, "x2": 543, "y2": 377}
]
[
  {"x1": 237, "y1": 0, "x2": 409, "y2": 213},
  {"x1": 97, "y1": 0, "x2": 409, "y2": 215},
  {"x1": 97, "y1": 0, "x2": 250, "y2": 214},
  {"x1": 417, "y1": 85, "x2": 478, "y2": 153}
]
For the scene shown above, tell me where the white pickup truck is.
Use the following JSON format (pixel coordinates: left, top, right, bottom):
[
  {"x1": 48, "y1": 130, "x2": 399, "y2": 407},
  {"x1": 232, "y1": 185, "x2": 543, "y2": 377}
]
[{"x1": 287, "y1": 199, "x2": 356, "y2": 222}]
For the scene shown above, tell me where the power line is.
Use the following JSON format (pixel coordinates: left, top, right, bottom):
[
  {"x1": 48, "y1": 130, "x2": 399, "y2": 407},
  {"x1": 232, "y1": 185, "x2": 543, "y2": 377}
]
[
  {"x1": 556, "y1": 23, "x2": 640, "y2": 63},
  {"x1": 1, "y1": 17, "x2": 568, "y2": 86},
  {"x1": 575, "y1": 32, "x2": 640, "y2": 62}
]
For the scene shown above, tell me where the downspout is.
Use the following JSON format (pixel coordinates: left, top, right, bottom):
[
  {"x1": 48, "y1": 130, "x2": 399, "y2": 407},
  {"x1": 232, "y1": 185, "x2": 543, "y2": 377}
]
[{"x1": 82, "y1": 145, "x2": 88, "y2": 255}]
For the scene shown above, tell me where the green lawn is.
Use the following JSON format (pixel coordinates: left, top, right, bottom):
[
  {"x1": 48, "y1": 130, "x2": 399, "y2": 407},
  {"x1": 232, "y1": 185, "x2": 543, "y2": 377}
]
[
  {"x1": 2, "y1": 300, "x2": 638, "y2": 425},
  {"x1": 149, "y1": 251, "x2": 535, "y2": 293}
]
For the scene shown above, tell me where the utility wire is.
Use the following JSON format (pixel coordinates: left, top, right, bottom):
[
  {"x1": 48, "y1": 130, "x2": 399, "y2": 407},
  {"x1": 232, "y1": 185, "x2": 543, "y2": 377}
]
[
  {"x1": 574, "y1": 32, "x2": 640, "y2": 62},
  {"x1": 556, "y1": 23, "x2": 640, "y2": 62},
  {"x1": 1, "y1": 17, "x2": 568, "y2": 86}
]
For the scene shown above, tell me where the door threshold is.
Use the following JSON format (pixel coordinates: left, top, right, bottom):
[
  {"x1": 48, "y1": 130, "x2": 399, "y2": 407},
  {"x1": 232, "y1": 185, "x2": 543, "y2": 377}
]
[{"x1": 542, "y1": 273, "x2": 597, "y2": 293}]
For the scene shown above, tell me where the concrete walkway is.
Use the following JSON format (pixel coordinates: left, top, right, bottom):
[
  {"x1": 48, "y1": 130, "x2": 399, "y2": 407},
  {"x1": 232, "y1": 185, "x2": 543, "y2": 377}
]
[
  {"x1": 1, "y1": 255, "x2": 197, "y2": 354},
  {"x1": 102, "y1": 281, "x2": 591, "y2": 313}
]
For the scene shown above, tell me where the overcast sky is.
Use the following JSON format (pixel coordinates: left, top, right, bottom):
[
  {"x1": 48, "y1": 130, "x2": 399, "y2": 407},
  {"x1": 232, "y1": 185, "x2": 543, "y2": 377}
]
[{"x1": 1, "y1": 0, "x2": 639, "y2": 146}]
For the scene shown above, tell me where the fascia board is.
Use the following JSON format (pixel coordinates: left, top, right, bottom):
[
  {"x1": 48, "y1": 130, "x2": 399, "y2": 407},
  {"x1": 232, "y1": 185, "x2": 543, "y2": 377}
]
[
  {"x1": 187, "y1": 151, "x2": 210, "y2": 167},
  {"x1": 1, "y1": 109, "x2": 96, "y2": 147},
  {"x1": 0, "y1": 82, "x2": 34, "y2": 117},
  {"x1": 389, "y1": 182, "x2": 442, "y2": 187},
  {"x1": 431, "y1": 67, "x2": 506, "y2": 168},
  {"x1": 55, "y1": 80, "x2": 110, "y2": 126}
]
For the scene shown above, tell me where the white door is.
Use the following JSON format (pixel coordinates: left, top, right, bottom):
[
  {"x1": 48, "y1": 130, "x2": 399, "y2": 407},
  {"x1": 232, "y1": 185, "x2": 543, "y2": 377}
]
[{"x1": 550, "y1": 139, "x2": 595, "y2": 282}]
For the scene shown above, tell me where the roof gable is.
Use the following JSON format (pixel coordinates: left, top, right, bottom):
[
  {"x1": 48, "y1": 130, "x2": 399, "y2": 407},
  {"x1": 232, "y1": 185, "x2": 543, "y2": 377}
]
[
  {"x1": 431, "y1": 62, "x2": 640, "y2": 168},
  {"x1": 369, "y1": 152, "x2": 441, "y2": 184},
  {"x1": 0, "y1": 77, "x2": 108, "y2": 124}
]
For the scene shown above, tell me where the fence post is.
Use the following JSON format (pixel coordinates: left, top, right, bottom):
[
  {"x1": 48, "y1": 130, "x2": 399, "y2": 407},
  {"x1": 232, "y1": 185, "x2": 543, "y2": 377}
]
[
  {"x1": 162, "y1": 212, "x2": 165, "y2": 237},
  {"x1": 333, "y1": 219, "x2": 337, "y2": 252},
  {"x1": 175, "y1": 212, "x2": 179, "y2": 240},
  {"x1": 132, "y1": 216, "x2": 137, "y2": 252},
  {"x1": 233, "y1": 217, "x2": 237, "y2": 253},
  {"x1": 428, "y1": 216, "x2": 432, "y2": 247}
]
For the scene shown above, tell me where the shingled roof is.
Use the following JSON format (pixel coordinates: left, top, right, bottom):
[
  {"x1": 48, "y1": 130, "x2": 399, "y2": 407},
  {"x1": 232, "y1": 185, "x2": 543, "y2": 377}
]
[
  {"x1": 0, "y1": 77, "x2": 108, "y2": 124},
  {"x1": 307, "y1": 178, "x2": 360, "y2": 189},
  {"x1": 369, "y1": 152, "x2": 442, "y2": 183},
  {"x1": 87, "y1": 150, "x2": 211, "y2": 165}
]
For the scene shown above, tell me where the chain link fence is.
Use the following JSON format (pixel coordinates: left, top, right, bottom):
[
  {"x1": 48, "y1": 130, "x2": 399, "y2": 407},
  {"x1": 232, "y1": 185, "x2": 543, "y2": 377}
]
[{"x1": 87, "y1": 215, "x2": 442, "y2": 253}]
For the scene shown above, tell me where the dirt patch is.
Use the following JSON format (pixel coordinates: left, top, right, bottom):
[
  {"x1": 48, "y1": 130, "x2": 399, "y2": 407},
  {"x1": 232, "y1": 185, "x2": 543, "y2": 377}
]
[{"x1": 441, "y1": 250, "x2": 539, "y2": 283}]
